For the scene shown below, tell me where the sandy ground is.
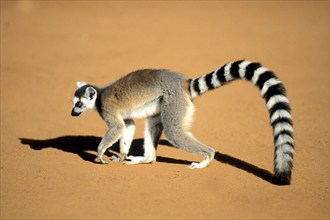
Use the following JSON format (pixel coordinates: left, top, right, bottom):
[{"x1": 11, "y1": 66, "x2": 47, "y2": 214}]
[{"x1": 1, "y1": 1, "x2": 329, "y2": 219}]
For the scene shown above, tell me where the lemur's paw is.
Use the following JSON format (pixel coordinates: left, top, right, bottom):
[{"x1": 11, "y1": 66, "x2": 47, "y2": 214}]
[
  {"x1": 111, "y1": 155, "x2": 120, "y2": 161},
  {"x1": 97, "y1": 156, "x2": 109, "y2": 164},
  {"x1": 119, "y1": 153, "x2": 127, "y2": 162},
  {"x1": 187, "y1": 161, "x2": 209, "y2": 169},
  {"x1": 188, "y1": 154, "x2": 214, "y2": 169},
  {"x1": 124, "y1": 156, "x2": 155, "y2": 164},
  {"x1": 124, "y1": 160, "x2": 140, "y2": 165},
  {"x1": 124, "y1": 156, "x2": 145, "y2": 164},
  {"x1": 108, "y1": 153, "x2": 127, "y2": 162},
  {"x1": 100, "y1": 160, "x2": 109, "y2": 164}
]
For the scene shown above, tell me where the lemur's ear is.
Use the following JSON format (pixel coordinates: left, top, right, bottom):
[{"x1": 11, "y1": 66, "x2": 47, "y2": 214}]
[
  {"x1": 86, "y1": 87, "x2": 97, "y2": 99},
  {"x1": 77, "y1": 81, "x2": 87, "y2": 88}
]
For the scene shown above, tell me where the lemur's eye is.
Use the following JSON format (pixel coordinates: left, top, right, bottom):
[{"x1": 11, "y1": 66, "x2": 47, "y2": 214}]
[{"x1": 76, "y1": 101, "x2": 83, "y2": 108}]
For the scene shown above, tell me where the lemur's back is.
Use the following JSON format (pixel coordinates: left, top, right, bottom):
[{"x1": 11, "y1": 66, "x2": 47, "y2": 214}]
[
  {"x1": 109, "y1": 69, "x2": 187, "y2": 92},
  {"x1": 100, "y1": 69, "x2": 188, "y2": 112}
]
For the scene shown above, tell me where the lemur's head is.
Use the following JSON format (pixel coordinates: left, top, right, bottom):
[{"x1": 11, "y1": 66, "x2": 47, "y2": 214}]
[{"x1": 71, "y1": 82, "x2": 98, "y2": 117}]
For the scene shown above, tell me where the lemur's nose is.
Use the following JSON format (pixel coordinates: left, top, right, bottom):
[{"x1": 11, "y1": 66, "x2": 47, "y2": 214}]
[
  {"x1": 76, "y1": 101, "x2": 83, "y2": 108},
  {"x1": 71, "y1": 108, "x2": 81, "y2": 116}
]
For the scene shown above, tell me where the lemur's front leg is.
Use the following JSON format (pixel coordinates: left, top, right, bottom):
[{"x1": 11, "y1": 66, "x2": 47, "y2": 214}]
[
  {"x1": 117, "y1": 119, "x2": 135, "y2": 162},
  {"x1": 97, "y1": 119, "x2": 124, "y2": 164}
]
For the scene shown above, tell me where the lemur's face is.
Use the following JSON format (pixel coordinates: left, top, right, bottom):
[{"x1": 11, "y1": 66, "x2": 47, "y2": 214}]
[{"x1": 71, "y1": 82, "x2": 97, "y2": 117}]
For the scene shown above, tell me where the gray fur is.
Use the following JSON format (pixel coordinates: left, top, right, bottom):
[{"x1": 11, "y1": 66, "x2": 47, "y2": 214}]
[
  {"x1": 72, "y1": 69, "x2": 215, "y2": 168},
  {"x1": 71, "y1": 60, "x2": 294, "y2": 184}
]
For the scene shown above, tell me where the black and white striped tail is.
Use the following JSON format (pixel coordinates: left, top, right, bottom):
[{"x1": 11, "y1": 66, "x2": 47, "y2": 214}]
[{"x1": 189, "y1": 60, "x2": 294, "y2": 184}]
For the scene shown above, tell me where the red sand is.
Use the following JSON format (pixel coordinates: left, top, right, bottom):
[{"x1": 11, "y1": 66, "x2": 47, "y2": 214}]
[{"x1": 1, "y1": 1, "x2": 329, "y2": 219}]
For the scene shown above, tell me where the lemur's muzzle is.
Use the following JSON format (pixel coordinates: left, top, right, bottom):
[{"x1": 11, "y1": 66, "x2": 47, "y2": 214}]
[
  {"x1": 71, "y1": 101, "x2": 84, "y2": 116},
  {"x1": 71, "y1": 108, "x2": 81, "y2": 116}
]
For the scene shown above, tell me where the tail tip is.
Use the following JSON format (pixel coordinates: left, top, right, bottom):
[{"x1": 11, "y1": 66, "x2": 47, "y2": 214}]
[{"x1": 275, "y1": 170, "x2": 292, "y2": 185}]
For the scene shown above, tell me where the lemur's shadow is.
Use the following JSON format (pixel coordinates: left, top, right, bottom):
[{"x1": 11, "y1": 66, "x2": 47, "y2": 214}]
[
  {"x1": 19, "y1": 136, "x2": 191, "y2": 165},
  {"x1": 20, "y1": 136, "x2": 282, "y2": 185}
]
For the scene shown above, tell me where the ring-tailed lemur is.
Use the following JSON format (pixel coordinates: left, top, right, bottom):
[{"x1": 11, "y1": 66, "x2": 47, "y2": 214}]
[{"x1": 71, "y1": 60, "x2": 294, "y2": 184}]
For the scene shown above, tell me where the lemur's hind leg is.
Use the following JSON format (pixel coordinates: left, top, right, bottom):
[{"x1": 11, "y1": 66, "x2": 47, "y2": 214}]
[
  {"x1": 143, "y1": 114, "x2": 163, "y2": 162},
  {"x1": 161, "y1": 92, "x2": 215, "y2": 169},
  {"x1": 126, "y1": 114, "x2": 163, "y2": 164}
]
